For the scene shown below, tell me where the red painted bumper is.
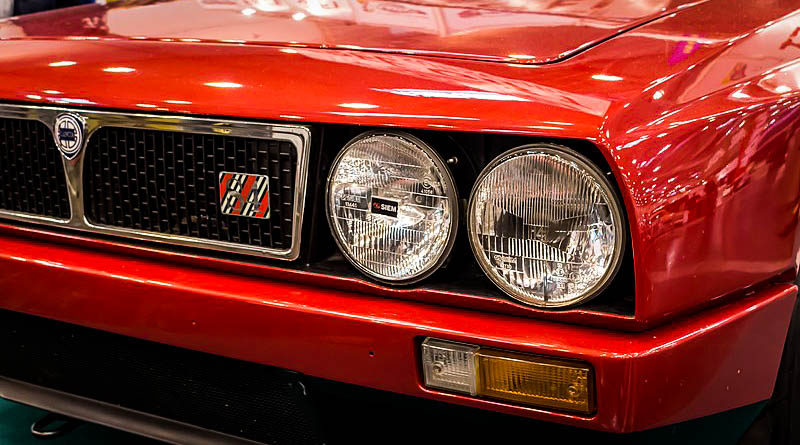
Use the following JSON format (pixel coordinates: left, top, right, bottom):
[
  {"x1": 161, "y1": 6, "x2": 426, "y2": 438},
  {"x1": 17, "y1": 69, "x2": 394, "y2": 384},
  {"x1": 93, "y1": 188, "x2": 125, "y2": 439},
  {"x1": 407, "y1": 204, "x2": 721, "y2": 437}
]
[{"x1": 0, "y1": 230, "x2": 794, "y2": 433}]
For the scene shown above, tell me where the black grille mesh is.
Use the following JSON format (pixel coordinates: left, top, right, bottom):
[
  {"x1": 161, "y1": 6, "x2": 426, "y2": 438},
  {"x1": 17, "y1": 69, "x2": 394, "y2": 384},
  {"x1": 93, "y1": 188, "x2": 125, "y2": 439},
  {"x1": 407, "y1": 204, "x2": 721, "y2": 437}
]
[
  {"x1": 0, "y1": 309, "x2": 322, "y2": 445},
  {"x1": 0, "y1": 118, "x2": 70, "y2": 219},
  {"x1": 83, "y1": 127, "x2": 297, "y2": 249}
]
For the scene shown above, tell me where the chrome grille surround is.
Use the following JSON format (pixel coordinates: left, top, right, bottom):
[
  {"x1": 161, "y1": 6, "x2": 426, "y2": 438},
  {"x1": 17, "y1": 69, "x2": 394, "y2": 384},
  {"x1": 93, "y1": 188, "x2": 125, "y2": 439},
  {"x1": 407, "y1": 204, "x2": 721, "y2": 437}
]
[{"x1": 0, "y1": 104, "x2": 311, "y2": 261}]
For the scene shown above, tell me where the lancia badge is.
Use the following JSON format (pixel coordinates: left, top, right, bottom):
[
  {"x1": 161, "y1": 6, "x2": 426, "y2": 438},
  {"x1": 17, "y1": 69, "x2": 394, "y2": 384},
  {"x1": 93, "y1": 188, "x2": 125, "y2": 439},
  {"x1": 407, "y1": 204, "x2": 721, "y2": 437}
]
[
  {"x1": 219, "y1": 172, "x2": 271, "y2": 219},
  {"x1": 54, "y1": 113, "x2": 85, "y2": 159}
]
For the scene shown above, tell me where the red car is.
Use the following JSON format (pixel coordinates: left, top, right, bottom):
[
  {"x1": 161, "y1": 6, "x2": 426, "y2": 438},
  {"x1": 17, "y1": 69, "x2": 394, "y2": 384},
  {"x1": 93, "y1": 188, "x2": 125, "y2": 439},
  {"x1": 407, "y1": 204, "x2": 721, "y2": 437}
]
[{"x1": 0, "y1": 0, "x2": 798, "y2": 443}]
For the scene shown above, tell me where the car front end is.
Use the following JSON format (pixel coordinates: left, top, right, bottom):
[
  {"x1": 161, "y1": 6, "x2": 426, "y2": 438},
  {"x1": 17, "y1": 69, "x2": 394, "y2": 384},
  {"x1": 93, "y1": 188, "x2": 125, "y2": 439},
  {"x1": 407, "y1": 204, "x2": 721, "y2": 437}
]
[{"x1": 1, "y1": 0, "x2": 800, "y2": 443}]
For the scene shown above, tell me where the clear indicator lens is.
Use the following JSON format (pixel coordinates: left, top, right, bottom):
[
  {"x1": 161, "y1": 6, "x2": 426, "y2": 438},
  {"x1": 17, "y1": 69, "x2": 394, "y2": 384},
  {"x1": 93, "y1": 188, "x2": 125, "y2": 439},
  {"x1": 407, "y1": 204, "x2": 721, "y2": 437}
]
[
  {"x1": 421, "y1": 338, "x2": 479, "y2": 395},
  {"x1": 469, "y1": 146, "x2": 623, "y2": 307},
  {"x1": 327, "y1": 133, "x2": 457, "y2": 283}
]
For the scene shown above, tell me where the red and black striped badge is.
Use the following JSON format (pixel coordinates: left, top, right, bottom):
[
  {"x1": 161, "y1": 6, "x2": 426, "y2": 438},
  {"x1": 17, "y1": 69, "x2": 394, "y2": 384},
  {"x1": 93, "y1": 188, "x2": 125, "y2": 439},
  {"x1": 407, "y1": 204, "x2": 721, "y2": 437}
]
[{"x1": 218, "y1": 172, "x2": 270, "y2": 219}]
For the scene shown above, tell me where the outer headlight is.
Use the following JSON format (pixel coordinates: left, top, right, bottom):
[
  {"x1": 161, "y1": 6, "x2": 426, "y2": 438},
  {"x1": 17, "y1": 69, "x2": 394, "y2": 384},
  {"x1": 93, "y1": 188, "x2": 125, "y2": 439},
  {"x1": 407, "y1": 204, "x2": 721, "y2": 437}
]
[
  {"x1": 468, "y1": 144, "x2": 625, "y2": 308},
  {"x1": 326, "y1": 132, "x2": 458, "y2": 284}
]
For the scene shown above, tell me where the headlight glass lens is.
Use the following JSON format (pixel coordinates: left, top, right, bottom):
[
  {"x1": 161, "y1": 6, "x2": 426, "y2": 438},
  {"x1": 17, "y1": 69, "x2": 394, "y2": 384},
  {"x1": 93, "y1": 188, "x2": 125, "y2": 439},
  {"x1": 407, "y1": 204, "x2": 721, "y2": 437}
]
[
  {"x1": 468, "y1": 145, "x2": 624, "y2": 308},
  {"x1": 326, "y1": 132, "x2": 457, "y2": 283}
]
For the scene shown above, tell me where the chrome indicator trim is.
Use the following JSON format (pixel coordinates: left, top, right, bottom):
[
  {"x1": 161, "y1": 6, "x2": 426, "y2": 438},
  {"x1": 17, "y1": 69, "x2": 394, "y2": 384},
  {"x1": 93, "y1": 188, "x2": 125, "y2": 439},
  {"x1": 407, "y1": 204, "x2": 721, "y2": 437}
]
[{"x1": 0, "y1": 104, "x2": 310, "y2": 261}]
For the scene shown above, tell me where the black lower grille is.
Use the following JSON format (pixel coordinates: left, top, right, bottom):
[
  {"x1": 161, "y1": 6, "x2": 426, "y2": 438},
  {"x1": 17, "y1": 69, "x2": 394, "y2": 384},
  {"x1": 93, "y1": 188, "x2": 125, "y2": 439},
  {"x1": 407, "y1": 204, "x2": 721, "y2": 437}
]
[
  {"x1": 83, "y1": 127, "x2": 298, "y2": 250},
  {"x1": 0, "y1": 310, "x2": 321, "y2": 445},
  {"x1": 0, "y1": 118, "x2": 70, "y2": 219}
]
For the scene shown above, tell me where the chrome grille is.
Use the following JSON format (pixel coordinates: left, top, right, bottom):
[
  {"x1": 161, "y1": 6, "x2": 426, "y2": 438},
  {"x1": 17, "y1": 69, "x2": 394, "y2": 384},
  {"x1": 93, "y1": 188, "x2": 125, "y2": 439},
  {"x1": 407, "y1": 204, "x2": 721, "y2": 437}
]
[
  {"x1": 0, "y1": 105, "x2": 310, "y2": 260},
  {"x1": 0, "y1": 117, "x2": 70, "y2": 220},
  {"x1": 83, "y1": 127, "x2": 297, "y2": 250}
]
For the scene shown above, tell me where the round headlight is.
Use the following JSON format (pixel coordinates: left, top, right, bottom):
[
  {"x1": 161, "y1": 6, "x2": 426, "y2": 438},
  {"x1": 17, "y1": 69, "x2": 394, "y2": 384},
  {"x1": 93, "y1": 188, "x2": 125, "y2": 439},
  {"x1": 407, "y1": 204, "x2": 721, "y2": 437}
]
[
  {"x1": 326, "y1": 132, "x2": 458, "y2": 283},
  {"x1": 468, "y1": 144, "x2": 625, "y2": 308}
]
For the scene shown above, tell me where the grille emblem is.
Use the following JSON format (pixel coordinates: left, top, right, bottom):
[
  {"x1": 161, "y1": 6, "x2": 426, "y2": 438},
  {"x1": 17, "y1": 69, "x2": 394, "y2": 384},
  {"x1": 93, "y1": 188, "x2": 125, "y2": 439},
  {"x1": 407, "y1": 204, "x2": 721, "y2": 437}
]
[
  {"x1": 219, "y1": 172, "x2": 270, "y2": 219},
  {"x1": 54, "y1": 113, "x2": 85, "y2": 159}
]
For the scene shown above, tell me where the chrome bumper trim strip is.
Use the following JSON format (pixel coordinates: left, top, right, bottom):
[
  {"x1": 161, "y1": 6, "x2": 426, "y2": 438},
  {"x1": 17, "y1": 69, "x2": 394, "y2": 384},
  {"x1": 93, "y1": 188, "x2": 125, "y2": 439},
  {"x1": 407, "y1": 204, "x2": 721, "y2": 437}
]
[{"x1": 0, "y1": 377, "x2": 267, "y2": 445}]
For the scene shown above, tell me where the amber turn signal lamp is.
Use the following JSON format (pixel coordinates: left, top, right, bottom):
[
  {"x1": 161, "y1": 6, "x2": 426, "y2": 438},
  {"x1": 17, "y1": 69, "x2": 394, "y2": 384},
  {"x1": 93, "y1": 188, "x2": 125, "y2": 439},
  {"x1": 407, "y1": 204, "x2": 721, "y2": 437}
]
[{"x1": 421, "y1": 338, "x2": 595, "y2": 415}]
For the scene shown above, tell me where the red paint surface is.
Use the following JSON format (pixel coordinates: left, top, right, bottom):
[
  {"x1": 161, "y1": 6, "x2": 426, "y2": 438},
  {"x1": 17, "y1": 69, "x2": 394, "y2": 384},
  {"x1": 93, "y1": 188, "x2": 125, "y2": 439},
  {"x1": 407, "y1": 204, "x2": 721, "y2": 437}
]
[
  {"x1": 0, "y1": 0, "x2": 800, "y2": 429},
  {"x1": 0, "y1": 231, "x2": 793, "y2": 432},
  {"x1": 1, "y1": 0, "x2": 799, "y2": 327},
  {"x1": 1, "y1": 0, "x2": 707, "y2": 64}
]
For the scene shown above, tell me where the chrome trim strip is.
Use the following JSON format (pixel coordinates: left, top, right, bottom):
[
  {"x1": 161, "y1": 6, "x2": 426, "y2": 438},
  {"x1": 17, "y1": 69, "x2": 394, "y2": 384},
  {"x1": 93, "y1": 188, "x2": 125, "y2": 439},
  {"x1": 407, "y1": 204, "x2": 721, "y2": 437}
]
[
  {"x1": 0, "y1": 377, "x2": 267, "y2": 445},
  {"x1": 0, "y1": 104, "x2": 311, "y2": 261}
]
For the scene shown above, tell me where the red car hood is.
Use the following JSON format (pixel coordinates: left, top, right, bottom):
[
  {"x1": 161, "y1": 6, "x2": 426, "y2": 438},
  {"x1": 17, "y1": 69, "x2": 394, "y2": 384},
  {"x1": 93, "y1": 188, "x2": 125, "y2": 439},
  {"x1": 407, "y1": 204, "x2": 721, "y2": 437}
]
[{"x1": 0, "y1": 0, "x2": 707, "y2": 64}]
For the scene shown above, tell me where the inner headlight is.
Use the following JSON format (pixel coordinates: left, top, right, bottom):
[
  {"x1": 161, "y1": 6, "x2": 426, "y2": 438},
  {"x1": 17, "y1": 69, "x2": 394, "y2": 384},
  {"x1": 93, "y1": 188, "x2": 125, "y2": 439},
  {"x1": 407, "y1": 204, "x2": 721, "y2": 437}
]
[
  {"x1": 326, "y1": 131, "x2": 458, "y2": 284},
  {"x1": 468, "y1": 144, "x2": 625, "y2": 308}
]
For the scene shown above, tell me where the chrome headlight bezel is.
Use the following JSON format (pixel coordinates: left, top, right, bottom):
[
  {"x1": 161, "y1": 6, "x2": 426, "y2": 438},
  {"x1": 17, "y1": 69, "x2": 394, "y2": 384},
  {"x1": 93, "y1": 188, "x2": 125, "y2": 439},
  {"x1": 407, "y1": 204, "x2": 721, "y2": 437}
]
[
  {"x1": 467, "y1": 143, "x2": 626, "y2": 308},
  {"x1": 325, "y1": 130, "x2": 459, "y2": 285}
]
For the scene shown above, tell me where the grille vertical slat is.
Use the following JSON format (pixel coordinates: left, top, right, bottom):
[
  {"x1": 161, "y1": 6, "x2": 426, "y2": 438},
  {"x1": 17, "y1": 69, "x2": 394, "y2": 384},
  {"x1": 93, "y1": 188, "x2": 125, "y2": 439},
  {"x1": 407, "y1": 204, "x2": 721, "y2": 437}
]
[
  {"x1": 83, "y1": 127, "x2": 297, "y2": 250},
  {"x1": 230, "y1": 136, "x2": 243, "y2": 244},
  {"x1": 176, "y1": 133, "x2": 188, "y2": 236},
  {"x1": 0, "y1": 117, "x2": 70, "y2": 219},
  {"x1": 270, "y1": 141, "x2": 283, "y2": 246},
  {"x1": 157, "y1": 132, "x2": 169, "y2": 233},
  {"x1": 145, "y1": 131, "x2": 157, "y2": 230}
]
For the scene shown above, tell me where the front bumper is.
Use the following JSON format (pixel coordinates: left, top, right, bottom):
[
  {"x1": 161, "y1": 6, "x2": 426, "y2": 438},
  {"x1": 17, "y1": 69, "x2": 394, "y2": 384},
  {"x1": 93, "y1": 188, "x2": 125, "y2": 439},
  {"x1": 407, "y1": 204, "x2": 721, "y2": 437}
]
[{"x1": 0, "y1": 227, "x2": 795, "y2": 434}]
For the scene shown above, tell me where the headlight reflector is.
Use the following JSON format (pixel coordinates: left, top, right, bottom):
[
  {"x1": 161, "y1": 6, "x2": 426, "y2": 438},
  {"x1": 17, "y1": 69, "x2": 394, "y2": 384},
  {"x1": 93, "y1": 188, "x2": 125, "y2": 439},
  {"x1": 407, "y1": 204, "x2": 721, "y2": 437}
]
[
  {"x1": 468, "y1": 144, "x2": 624, "y2": 308},
  {"x1": 326, "y1": 132, "x2": 458, "y2": 283}
]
